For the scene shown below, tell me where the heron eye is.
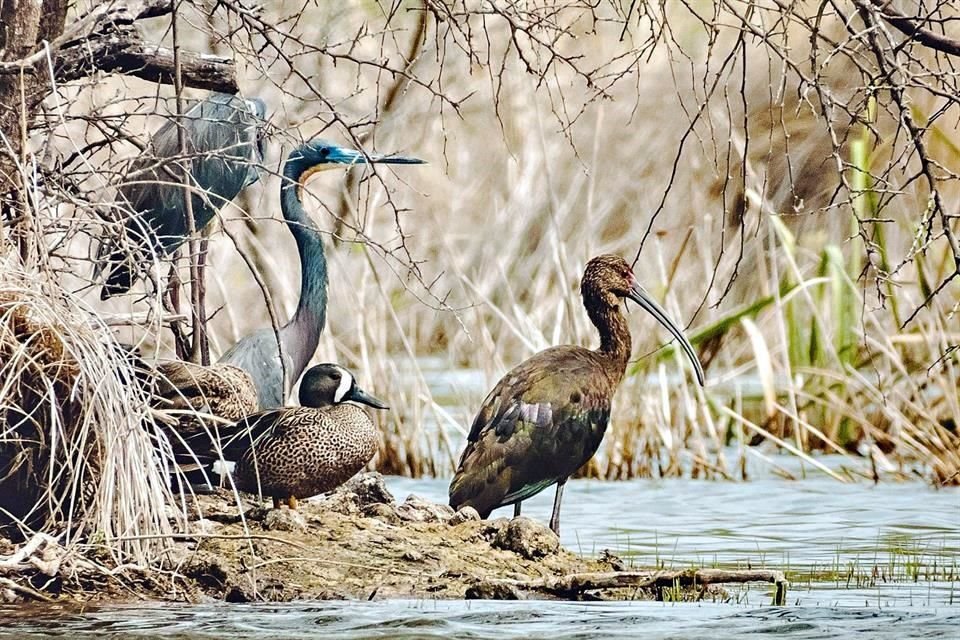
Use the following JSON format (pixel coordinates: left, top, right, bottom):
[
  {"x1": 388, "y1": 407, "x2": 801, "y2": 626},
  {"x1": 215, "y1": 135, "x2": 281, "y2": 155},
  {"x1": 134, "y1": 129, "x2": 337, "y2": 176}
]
[{"x1": 319, "y1": 147, "x2": 331, "y2": 157}]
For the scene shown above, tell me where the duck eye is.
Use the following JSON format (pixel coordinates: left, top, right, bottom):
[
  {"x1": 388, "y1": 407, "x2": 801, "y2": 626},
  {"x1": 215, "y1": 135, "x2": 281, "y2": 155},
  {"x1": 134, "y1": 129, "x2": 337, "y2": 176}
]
[{"x1": 319, "y1": 147, "x2": 331, "y2": 157}]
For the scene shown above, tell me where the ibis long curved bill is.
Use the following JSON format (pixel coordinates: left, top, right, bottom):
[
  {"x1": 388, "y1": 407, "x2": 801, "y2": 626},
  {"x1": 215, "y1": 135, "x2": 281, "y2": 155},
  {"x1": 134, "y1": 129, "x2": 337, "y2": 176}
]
[{"x1": 627, "y1": 280, "x2": 705, "y2": 386}]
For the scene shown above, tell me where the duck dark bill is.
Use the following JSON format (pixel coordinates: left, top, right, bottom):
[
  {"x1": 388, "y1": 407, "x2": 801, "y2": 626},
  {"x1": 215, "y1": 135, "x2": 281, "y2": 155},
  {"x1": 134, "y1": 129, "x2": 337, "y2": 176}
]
[
  {"x1": 346, "y1": 385, "x2": 389, "y2": 410},
  {"x1": 627, "y1": 280, "x2": 705, "y2": 386}
]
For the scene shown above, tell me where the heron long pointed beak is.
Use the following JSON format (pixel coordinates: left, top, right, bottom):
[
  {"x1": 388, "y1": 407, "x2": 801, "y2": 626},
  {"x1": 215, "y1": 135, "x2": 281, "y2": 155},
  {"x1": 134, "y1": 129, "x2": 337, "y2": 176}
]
[
  {"x1": 326, "y1": 146, "x2": 426, "y2": 166},
  {"x1": 345, "y1": 384, "x2": 390, "y2": 410},
  {"x1": 627, "y1": 280, "x2": 705, "y2": 386}
]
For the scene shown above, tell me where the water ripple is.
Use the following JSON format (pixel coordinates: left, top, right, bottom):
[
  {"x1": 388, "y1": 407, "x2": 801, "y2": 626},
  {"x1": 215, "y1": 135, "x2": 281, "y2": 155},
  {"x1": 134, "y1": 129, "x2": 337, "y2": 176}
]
[{"x1": 2, "y1": 601, "x2": 959, "y2": 639}]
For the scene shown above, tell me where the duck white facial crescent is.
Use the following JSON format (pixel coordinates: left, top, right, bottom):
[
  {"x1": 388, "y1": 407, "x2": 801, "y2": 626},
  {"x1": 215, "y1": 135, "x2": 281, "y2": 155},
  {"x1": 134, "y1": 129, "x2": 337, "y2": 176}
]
[{"x1": 333, "y1": 366, "x2": 353, "y2": 403}]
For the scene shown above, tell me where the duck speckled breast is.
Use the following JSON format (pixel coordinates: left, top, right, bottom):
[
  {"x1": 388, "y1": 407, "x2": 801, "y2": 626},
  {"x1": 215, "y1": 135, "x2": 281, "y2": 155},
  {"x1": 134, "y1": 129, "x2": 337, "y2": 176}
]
[{"x1": 236, "y1": 403, "x2": 379, "y2": 499}]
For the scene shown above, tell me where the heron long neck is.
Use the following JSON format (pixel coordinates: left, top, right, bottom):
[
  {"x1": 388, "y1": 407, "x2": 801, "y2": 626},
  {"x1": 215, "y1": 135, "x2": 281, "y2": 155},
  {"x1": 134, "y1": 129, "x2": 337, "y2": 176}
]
[
  {"x1": 586, "y1": 296, "x2": 632, "y2": 380},
  {"x1": 279, "y1": 161, "x2": 328, "y2": 375}
]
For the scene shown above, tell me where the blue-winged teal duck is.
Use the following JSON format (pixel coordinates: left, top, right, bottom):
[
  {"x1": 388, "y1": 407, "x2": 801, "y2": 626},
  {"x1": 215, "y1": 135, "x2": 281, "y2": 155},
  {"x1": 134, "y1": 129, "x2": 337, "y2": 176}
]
[{"x1": 191, "y1": 363, "x2": 388, "y2": 509}]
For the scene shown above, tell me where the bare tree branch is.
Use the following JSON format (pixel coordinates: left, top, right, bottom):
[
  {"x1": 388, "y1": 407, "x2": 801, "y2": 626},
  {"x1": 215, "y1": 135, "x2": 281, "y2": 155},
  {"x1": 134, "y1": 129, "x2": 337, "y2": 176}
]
[{"x1": 857, "y1": 0, "x2": 960, "y2": 57}]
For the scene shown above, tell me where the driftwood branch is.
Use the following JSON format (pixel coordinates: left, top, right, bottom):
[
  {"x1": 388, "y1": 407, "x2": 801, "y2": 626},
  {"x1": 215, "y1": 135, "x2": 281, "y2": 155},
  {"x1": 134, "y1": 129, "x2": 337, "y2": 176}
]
[
  {"x1": 468, "y1": 568, "x2": 788, "y2": 605},
  {"x1": 0, "y1": 0, "x2": 237, "y2": 92},
  {"x1": 0, "y1": 575, "x2": 54, "y2": 603}
]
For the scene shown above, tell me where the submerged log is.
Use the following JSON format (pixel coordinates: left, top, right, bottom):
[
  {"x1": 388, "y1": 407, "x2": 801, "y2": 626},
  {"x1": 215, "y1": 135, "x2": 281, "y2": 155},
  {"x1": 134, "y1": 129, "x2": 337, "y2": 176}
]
[{"x1": 469, "y1": 568, "x2": 788, "y2": 605}]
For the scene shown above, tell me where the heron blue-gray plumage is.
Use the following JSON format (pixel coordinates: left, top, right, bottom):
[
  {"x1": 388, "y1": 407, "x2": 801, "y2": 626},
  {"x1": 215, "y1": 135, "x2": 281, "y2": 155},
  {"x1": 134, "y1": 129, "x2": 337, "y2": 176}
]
[
  {"x1": 218, "y1": 139, "x2": 425, "y2": 409},
  {"x1": 96, "y1": 93, "x2": 266, "y2": 299},
  {"x1": 184, "y1": 363, "x2": 389, "y2": 509},
  {"x1": 448, "y1": 254, "x2": 704, "y2": 535}
]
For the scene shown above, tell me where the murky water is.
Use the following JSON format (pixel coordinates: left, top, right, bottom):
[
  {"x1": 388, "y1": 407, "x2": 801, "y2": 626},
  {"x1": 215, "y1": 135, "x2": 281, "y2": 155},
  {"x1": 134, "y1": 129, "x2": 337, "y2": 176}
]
[
  {"x1": 388, "y1": 462, "x2": 959, "y2": 609},
  {"x1": 1, "y1": 455, "x2": 957, "y2": 638},
  {"x1": 2, "y1": 600, "x2": 959, "y2": 639}
]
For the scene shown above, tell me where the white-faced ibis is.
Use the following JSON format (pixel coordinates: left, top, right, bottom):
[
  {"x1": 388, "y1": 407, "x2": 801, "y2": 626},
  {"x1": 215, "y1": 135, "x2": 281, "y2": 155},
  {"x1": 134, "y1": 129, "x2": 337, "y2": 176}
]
[
  {"x1": 185, "y1": 363, "x2": 388, "y2": 509},
  {"x1": 449, "y1": 254, "x2": 704, "y2": 535},
  {"x1": 218, "y1": 140, "x2": 424, "y2": 409},
  {"x1": 96, "y1": 93, "x2": 266, "y2": 299}
]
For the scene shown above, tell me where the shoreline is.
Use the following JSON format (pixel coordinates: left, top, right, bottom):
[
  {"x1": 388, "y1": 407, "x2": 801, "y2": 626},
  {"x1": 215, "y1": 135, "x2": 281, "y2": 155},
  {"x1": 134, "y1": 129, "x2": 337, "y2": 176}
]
[{"x1": 0, "y1": 474, "x2": 785, "y2": 605}]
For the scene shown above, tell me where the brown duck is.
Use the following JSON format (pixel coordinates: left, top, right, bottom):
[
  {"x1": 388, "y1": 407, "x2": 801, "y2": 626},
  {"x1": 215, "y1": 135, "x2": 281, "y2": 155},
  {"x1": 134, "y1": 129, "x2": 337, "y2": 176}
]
[
  {"x1": 449, "y1": 254, "x2": 704, "y2": 535},
  {"x1": 153, "y1": 360, "x2": 258, "y2": 423},
  {"x1": 187, "y1": 363, "x2": 388, "y2": 509},
  {"x1": 149, "y1": 360, "x2": 260, "y2": 489}
]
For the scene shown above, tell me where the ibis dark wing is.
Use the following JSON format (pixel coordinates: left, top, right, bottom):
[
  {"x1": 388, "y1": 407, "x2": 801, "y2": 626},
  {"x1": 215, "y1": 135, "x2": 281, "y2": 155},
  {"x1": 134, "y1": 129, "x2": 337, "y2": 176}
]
[{"x1": 450, "y1": 346, "x2": 612, "y2": 516}]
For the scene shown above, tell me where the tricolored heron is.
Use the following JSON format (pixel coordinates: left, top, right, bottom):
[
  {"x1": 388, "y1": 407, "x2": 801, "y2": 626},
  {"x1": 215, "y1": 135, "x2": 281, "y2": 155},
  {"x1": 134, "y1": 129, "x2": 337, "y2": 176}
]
[
  {"x1": 181, "y1": 363, "x2": 388, "y2": 509},
  {"x1": 449, "y1": 254, "x2": 704, "y2": 535},
  {"x1": 218, "y1": 139, "x2": 425, "y2": 409},
  {"x1": 96, "y1": 93, "x2": 266, "y2": 299}
]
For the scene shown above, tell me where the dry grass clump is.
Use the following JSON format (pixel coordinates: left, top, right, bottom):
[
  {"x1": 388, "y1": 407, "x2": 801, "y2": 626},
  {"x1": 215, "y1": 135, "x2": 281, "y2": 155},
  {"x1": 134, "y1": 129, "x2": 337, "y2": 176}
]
[{"x1": 0, "y1": 262, "x2": 176, "y2": 559}]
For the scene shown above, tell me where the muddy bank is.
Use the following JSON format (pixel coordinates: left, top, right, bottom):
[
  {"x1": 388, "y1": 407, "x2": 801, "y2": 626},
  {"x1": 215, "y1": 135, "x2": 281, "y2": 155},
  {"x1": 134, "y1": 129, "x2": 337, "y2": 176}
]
[
  {"x1": 169, "y1": 473, "x2": 622, "y2": 602},
  {"x1": 0, "y1": 474, "x2": 786, "y2": 604}
]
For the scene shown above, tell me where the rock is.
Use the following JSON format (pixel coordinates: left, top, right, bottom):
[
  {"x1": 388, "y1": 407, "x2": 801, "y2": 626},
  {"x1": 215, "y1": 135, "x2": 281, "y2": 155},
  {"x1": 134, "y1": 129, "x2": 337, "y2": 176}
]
[
  {"x1": 599, "y1": 549, "x2": 626, "y2": 571},
  {"x1": 224, "y1": 584, "x2": 253, "y2": 603},
  {"x1": 465, "y1": 580, "x2": 524, "y2": 600},
  {"x1": 362, "y1": 502, "x2": 401, "y2": 525},
  {"x1": 396, "y1": 495, "x2": 455, "y2": 523},
  {"x1": 338, "y1": 472, "x2": 395, "y2": 507},
  {"x1": 401, "y1": 550, "x2": 423, "y2": 562},
  {"x1": 480, "y1": 517, "x2": 510, "y2": 542},
  {"x1": 192, "y1": 518, "x2": 221, "y2": 535},
  {"x1": 182, "y1": 551, "x2": 229, "y2": 588},
  {"x1": 318, "y1": 473, "x2": 395, "y2": 516},
  {"x1": 243, "y1": 505, "x2": 272, "y2": 522},
  {"x1": 318, "y1": 491, "x2": 361, "y2": 516},
  {"x1": 449, "y1": 506, "x2": 481, "y2": 526},
  {"x1": 492, "y1": 517, "x2": 559, "y2": 560},
  {"x1": 264, "y1": 508, "x2": 307, "y2": 532}
]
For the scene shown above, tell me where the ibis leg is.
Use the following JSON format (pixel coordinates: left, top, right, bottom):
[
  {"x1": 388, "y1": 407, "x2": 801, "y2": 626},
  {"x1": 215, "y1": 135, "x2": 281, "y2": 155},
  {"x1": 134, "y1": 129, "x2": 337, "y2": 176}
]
[
  {"x1": 272, "y1": 495, "x2": 281, "y2": 510},
  {"x1": 548, "y1": 480, "x2": 566, "y2": 535},
  {"x1": 513, "y1": 502, "x2": 522, "y2": 518}
]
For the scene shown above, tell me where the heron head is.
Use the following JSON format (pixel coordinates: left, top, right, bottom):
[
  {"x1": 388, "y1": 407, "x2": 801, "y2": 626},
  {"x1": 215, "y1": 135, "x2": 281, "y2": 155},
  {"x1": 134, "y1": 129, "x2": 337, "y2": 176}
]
[
  {"x1": 299, "y1": 363, "x2": 389, "y2": 410},
  {"x1": 581, "y1": 254, "x2": 705, "y2": 386},
  {"x1": 286, "y1": 139, "x2": 425, "y2": 192}
]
